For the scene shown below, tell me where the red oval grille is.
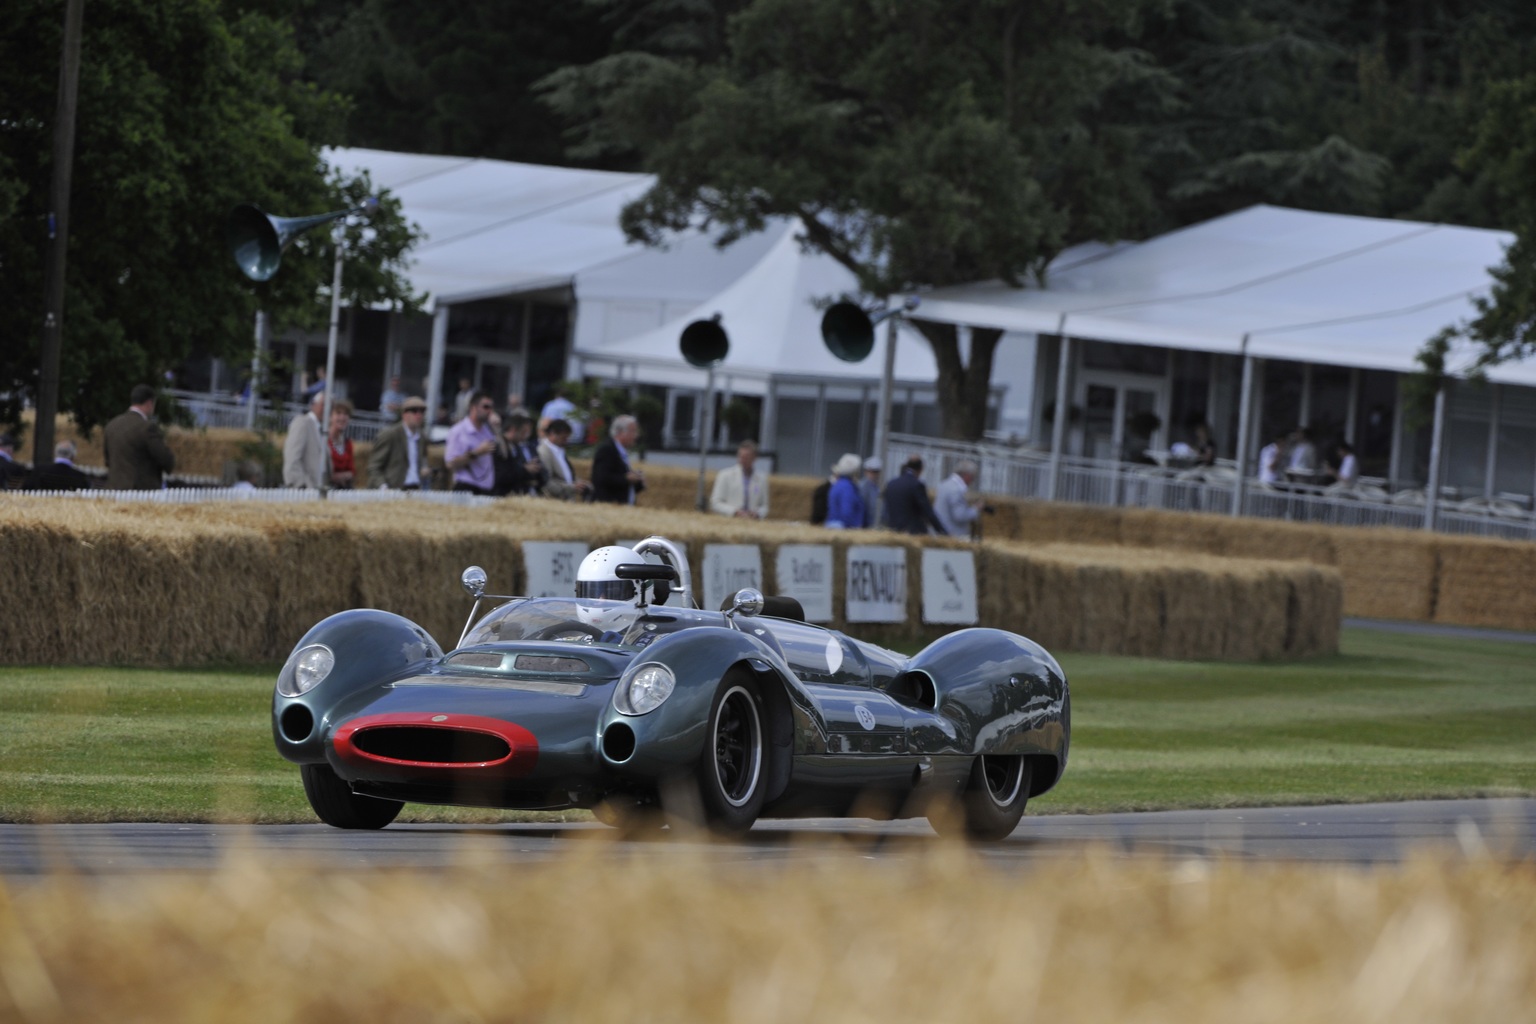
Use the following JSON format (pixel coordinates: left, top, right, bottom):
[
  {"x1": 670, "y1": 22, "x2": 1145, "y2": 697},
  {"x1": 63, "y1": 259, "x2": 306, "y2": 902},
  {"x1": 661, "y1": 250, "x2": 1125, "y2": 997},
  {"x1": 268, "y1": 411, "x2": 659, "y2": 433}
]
[{"x1": 352, "y1": 726, "x2": 511, "y2": 765}]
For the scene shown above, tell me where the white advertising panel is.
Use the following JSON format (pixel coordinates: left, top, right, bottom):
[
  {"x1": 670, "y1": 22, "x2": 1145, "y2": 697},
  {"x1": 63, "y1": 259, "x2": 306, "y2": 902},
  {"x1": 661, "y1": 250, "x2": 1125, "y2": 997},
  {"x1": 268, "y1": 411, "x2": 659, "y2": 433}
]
[
  {"x1": 845, "y1": 545, "x2": 907, "y2": 623},
  {"x1": 522, "y1": 541, "x2": 590, "y2": 598},
  {"x1": 921, "y1": 549, "x2": 978, "y2": 624},
  {"x1": 702, "y1": 544, "x2": 763, "y2": 612},
  {"x1": 774, "y1": 544, "x2": 834, "y2": 622}
]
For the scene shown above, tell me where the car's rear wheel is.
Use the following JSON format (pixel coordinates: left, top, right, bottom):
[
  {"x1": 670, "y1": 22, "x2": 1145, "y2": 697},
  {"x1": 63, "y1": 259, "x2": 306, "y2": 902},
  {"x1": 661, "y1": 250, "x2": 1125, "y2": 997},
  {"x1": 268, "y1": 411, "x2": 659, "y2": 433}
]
[
  {"x1": 679, "y1": 671, "x2": 767, "y2": 836},
  {"x1": 929, "y1": 754, "x2": 1031, "y2": 841},
  {"x1": 300, "y1": 763, "x2": 403, "y2": 829}
]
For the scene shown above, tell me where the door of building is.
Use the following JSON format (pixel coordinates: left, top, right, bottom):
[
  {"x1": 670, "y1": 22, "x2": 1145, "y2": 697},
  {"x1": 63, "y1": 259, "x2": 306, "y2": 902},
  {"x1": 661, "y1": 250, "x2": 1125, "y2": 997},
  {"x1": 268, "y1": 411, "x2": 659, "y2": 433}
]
[{"x1": 1075, "y1": 373, "x2": 1167, "y2": 462}]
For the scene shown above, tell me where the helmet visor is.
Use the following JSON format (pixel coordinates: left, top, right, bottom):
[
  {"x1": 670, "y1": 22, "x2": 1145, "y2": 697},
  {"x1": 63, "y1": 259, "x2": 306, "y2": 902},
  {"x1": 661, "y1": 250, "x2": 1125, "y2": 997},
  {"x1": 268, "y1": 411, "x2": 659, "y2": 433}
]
[{"x1": 576, "y1": 579, "x2": 635, "y2": 601}]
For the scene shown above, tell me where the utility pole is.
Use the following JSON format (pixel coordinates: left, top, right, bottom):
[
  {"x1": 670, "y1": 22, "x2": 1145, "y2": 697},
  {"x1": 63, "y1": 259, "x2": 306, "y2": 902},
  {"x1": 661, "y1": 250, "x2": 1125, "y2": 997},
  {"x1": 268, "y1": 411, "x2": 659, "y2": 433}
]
[{"x1": 35, "y1": 0, "x2": 86, "y2": 467}]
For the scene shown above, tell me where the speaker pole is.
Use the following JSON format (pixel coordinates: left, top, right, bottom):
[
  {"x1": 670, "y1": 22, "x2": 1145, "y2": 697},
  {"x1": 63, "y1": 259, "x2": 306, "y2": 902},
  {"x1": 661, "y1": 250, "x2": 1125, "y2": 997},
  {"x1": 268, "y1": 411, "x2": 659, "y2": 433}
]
[
  {"x1": 696, "y1": 364, "x2": 717, "y2": 513},
  {"x1": 320, "y1": 225, "x2": 345, "y2": 484},
  {"x1": 875, "y1": 311, "x2": 899, "y2": 484}
]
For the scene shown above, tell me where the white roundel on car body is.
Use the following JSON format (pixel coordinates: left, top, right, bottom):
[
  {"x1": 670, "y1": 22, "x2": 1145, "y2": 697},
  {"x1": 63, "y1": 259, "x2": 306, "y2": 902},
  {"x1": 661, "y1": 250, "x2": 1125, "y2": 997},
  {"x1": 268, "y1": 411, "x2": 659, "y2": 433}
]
[
  {"x1": 854, "y1": 705, "x2": 876, "y2": 730},
  {"x1": 825, "y1": 636, "x2": 843, "y2": 674}
]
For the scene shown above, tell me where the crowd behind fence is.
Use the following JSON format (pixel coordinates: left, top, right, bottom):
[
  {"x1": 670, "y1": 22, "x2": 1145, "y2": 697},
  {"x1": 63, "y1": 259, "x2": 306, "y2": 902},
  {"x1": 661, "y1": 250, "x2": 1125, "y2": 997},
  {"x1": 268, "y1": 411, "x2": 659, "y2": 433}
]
[{"x1": 886, "y1": 433, "x2": 1536, "y2": 543}]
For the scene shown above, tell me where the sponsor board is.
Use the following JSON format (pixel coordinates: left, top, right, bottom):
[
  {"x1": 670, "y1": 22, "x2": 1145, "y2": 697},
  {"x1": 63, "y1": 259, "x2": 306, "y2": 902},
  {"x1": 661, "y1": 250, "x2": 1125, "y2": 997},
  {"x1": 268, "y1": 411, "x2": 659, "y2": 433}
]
[
  {"x1": 522, "y1": 541, "x2": 590, "y2": 598},
  {"x1": 702, "y1": 544, "x2": 764, "y2": 612},
  {"x1": 845, "y1": 545, "x2": 907, "y2": 623},
  {"x1": 774, "y1": 544, "x2": 834, "y2": 622},
  {"x1": 921, "y1": 549, "x2": 978, "y2": 624}
]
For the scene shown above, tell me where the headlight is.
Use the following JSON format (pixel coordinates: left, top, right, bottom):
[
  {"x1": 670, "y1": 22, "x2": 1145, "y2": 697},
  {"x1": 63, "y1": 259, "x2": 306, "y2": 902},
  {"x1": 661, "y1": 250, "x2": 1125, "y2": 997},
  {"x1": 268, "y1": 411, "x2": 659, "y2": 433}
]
[
  {"x1": 280, "y1": 644, "x2": 335, "y2": 697},
  {"x1": 616, "y1": 663, "x2": 675, "y2": 716}
]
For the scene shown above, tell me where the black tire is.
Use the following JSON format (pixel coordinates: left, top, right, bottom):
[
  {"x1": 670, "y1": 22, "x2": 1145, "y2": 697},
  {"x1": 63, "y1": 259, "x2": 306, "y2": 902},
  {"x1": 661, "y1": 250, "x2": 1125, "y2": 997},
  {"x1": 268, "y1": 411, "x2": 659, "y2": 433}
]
[
  {"x1": 300, "y1": 763, "x2": 404, "y2": 830},
  {"x1": 684, "y1": 672, "x2": 767, "y2": 836},
  {"x1": 930, "y1": 755, "x2": 1031, "y2": 841}
]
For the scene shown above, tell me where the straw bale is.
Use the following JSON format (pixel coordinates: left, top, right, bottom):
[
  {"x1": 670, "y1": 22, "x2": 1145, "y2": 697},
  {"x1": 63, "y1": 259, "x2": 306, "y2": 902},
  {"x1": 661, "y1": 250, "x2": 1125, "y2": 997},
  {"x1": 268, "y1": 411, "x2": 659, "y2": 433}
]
[
  {"x1": 1433, "y1": 537, "x2": 1536, "y2": 630},
  {"x1": 1329, "y1": 527, "x2": 1440, "y2": 621}
]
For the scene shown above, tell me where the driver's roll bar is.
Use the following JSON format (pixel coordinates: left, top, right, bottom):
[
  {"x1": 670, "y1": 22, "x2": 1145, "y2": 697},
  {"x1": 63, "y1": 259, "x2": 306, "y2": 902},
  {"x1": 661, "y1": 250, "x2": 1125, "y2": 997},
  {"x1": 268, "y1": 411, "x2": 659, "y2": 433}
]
[{"x1": 632, "y1": 536, "x2": 693, "y2": 608}]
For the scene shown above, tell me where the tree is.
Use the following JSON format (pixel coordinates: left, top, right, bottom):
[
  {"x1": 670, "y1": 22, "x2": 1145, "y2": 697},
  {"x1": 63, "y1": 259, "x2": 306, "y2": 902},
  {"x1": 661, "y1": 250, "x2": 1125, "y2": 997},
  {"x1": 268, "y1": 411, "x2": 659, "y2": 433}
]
[
  {"x1": 1416, "y1": 72, "x2": 1536, "y2": 382},
  {"x1": 0, "y1": 0, "x2": 421, "y2": 437},
  {"x1": 293, "y1": 0, "x2": 617, "y2": 167},
  {"x1": 542, "y1": 0, "x2": 1180, "y2": 439}
]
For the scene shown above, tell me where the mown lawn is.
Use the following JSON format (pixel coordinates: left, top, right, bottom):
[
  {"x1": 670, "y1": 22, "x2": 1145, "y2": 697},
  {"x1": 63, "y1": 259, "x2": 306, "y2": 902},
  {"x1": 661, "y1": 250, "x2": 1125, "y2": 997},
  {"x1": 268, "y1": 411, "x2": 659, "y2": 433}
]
[{"x1": 0, "y1": 627, "x2": 1532, "y2": 822}]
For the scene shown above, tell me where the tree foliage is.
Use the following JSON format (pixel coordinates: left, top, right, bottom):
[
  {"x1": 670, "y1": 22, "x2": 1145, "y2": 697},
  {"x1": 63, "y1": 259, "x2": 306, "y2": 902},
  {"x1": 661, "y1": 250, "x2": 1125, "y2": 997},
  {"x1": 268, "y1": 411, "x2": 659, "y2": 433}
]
[{"x1": 0, "y1": 0, "x2": 420, "y2": 437}]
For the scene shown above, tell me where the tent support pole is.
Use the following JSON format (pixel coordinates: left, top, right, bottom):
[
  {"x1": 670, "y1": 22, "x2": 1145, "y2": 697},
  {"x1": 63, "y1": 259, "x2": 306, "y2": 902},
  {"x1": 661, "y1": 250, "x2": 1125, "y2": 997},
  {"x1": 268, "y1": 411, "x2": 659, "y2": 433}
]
[
  {"x1": 1046, "y1": 316, "x2": 1070, "y2": 501},
  {"x1": 1232, "y1": 335, "x2": 1254, "y2": 517},
  {"x1": 427, "y1": 304, "x2": 448, "y2": 429},
  {"x1": 1424, "y1": 384, "x2": 1446, "y2": 530}
]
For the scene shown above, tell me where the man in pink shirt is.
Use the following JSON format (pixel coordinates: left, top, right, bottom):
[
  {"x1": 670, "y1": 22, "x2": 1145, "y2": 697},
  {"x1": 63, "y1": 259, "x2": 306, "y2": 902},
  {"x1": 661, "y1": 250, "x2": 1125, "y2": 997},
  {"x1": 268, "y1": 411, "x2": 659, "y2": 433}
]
[{"x1": 445, "y1": 390, "x2": 498, "y2": 495}]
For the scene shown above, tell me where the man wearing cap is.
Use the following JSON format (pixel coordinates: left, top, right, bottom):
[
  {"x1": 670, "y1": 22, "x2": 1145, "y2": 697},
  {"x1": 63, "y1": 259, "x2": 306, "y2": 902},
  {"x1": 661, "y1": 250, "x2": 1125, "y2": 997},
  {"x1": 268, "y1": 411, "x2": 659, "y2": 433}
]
[
  {"x1": 710, "y1": 439, "x2": 768, "y2": 519},
  {"x1": 0, "y1": 432, "x2": 28, "y2": 490},
  {"x1": 368, "y1": 395, "x2": 430, "y2": 489},
  {"x1": 104, "y1": 384, "x2": 176, "y2": 490},
  {"x1": 858, "y1": 456, "x2": 884, "y2": 528}
]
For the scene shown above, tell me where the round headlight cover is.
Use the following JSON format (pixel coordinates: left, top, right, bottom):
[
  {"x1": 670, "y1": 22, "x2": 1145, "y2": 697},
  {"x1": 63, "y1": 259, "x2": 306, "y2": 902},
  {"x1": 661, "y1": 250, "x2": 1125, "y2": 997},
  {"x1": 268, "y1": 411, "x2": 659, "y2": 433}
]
[
  {"x1": 616, "y1": 663, "x2": 675, "y2": 716},
  {"x1": 281, "y1": 644, "x2": 335, "y2": 696}
]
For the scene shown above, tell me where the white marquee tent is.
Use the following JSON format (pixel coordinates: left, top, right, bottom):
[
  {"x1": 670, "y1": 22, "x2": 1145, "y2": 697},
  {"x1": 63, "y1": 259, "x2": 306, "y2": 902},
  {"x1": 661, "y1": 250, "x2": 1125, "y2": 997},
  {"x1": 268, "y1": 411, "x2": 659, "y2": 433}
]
[
  {"x1": 573, "y1": 227, "x2": 940, "y2": 395},
  {"x1": 918, "y1": 205, "x2": 1529, "y2": 386}
]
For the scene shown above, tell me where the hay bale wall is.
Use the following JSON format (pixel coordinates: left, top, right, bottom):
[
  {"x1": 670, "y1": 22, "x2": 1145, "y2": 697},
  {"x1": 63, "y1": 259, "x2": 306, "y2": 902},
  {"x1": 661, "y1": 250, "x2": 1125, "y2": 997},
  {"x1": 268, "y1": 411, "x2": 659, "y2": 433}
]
[{"x1": 0, "y1": 496, "x2": 1337, "y2": 667}]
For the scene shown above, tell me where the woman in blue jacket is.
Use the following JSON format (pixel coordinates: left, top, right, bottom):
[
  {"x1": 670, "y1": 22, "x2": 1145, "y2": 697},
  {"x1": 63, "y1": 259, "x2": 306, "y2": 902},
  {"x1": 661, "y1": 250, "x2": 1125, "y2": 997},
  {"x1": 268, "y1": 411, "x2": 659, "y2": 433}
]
[{"x1": 824, "y1": 452, "x2": 866, "y2": 529}]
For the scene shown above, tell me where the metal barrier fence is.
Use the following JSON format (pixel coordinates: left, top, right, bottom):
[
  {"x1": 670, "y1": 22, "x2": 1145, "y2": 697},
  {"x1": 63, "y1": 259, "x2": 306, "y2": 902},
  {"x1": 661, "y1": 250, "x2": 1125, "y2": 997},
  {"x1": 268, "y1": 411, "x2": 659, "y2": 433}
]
[
  {"x1": 887, "y1": 433, "x2": 1536, "y2": 542},
  {"x1": 164, "y1": 389, "x2": 394, "y2": 442},
  {"x1": 11, "y1": 486, "x2": 499, "y2": 507}
]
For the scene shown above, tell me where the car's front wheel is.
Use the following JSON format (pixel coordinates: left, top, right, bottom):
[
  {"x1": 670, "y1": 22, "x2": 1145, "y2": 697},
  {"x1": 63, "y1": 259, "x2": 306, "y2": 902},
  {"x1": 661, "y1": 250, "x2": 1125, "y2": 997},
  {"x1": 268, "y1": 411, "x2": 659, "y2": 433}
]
[
  {"x1": 930, "y1": 755, "x2": 1031, "y2": 841},
  {"x1": 683, "y1": 672, "x2": 767, "y2": 836},
  {"x1": 300, "y1": 763, "x2": 403, "y2": 829}
]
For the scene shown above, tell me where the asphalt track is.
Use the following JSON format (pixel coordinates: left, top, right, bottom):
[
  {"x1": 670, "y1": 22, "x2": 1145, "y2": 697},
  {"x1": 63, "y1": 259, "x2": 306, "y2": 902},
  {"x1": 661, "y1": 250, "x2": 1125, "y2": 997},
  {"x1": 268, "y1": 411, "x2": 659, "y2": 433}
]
[{"x1": 2, "y1": 799, "x2": 1532, "y2": 876}]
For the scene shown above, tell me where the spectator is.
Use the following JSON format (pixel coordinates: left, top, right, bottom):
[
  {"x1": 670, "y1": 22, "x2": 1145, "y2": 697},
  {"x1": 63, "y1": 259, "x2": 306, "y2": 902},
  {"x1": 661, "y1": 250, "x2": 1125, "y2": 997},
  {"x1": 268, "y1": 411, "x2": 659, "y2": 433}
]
[
  {"x1": 809, "y1": 472, "x2": 833, "y2": 525},
  {"x1": 1327, "y1": 441, "x2": 1360, "y2": 487},
  {"x1": 452, "y1": 378, "x2": 476, "y2": 423},
  {"x1": 378, "y1": 374, "x2": 407, "y2": 421},
  {"x1": 858, "y1": 456, "x2": 884, "y2": 528},
  {"x1": 537, "y1": 417, "x2": 592, "y2": 501},
  {"x1": 104, "y1": 384, "x2": 176, "y2": 490},
  {"x1": 710, "y1": 440, "x2": 768, "y2": 519},
  {"x1": 935, "y1": 458, "x2": 984, "y2": 538},
  {"x1": 824, "y1": 453, "x2": 865, "y2": 529},
  {"x1": 326, "y1": 398, "x2": 357, "y2": 489},
  {"x1": 0, "y1": 432, "x2": 27, "y2": 490},
  {"x1": 883, "y1": 456, "x2": 945, "y2": 535},
  {"x1": 231, "y1": 460, "x2": 262, "y2": 491},
  {"x1": 445, "y1": 390, "x2": 499, "y2": 495},
  {"x1": 492, "y1": 408, "x2": 547, "y2": 497},
  {"x1": 1257, "y1": 431, "x2": 1288, "y2": 486},
  {"x1": 1192, "y1": 422, "x2": 1216, "y2": 467},
  {"x1": 300, "y1": 366, "x2": 328, "y2": 402},
  {"x1": 540, "y1": 383, "x2": 580, "y2": 432},
  {"x1": 591, "y1": 414, "x2": 645, "y2": 504},
  {"x1": 282, "y1": 392, "x2": 328, "y2": 489},
  {"x1": 368, "y1": 396, "x2": 430, "y2": 490},
  {"x1": 28, "y1": 440, "x2": 92, "y2": 491},
  {"x1": 1287, "y1": 427, "x2": 1318, "y2": 477}
]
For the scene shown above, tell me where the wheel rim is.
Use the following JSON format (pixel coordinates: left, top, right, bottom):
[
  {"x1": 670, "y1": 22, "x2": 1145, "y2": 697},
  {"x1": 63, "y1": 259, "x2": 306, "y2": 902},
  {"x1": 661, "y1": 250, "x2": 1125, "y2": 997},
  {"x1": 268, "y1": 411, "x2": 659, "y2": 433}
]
[
  {"x1": 980, "y1": 755, "x2": 1024, "y2": 807},
  {"x1": 713, "y1": 685, "x2": 762, "y2": 807}
]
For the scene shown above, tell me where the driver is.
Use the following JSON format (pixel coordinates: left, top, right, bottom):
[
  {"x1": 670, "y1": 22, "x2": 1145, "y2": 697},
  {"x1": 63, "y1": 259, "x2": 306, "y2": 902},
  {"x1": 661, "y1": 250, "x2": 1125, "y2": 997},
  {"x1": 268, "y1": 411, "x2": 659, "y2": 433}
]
[{"x1": 575, "y1": 545, "x2": 645, "y2": 602}]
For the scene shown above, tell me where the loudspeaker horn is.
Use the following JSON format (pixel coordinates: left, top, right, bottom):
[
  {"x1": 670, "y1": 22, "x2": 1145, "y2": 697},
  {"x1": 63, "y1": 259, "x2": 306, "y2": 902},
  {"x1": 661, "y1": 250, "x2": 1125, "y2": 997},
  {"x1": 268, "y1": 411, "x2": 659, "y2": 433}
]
[
  {"x1": 680, "y1": 314, "x2": 729, "y2": 368},
  {"x1": 820, "y1": 301, "x2": 876, "y2": 362},
  {"x1": 226, "y1": 198, "x2": 376, "y2": 281}
]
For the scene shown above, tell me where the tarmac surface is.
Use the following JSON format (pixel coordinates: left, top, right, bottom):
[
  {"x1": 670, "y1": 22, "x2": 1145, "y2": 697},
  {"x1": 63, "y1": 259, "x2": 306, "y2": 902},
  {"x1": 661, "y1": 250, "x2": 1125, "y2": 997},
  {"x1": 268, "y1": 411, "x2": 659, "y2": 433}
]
[{"x1": 3, "y1": 799, "x2": 1532, "y2": 876}]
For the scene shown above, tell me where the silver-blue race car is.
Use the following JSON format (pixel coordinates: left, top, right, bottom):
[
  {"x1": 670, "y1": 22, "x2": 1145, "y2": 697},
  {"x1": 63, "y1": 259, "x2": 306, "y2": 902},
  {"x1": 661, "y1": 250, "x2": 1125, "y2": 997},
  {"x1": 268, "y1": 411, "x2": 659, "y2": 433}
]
[{"x1": 272, "y1": 536, "x2": 1069, "y2": 839}]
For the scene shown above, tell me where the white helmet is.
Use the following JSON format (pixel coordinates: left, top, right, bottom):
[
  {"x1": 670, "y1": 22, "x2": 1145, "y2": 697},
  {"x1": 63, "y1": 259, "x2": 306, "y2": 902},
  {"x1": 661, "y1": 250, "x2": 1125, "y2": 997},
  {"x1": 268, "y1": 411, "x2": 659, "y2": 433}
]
[{"x1": 576, "y1": 545, "x2": 645, "y2": 602}]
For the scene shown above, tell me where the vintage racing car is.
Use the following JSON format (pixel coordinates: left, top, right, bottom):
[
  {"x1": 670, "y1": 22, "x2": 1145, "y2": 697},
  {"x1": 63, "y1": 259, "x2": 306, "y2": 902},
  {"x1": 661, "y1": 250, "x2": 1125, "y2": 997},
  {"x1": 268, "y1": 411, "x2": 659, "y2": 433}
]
[{"x1": 272, "y1": 537, "x2": 1070, "y2": 839}]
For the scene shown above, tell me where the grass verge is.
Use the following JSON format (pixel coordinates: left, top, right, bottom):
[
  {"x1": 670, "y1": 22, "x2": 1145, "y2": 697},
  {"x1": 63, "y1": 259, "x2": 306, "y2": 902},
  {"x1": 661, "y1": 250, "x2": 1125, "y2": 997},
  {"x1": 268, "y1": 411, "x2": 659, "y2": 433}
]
[{"x1": 1, "y1": 627, "x2": 1532, "y2": 822}]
